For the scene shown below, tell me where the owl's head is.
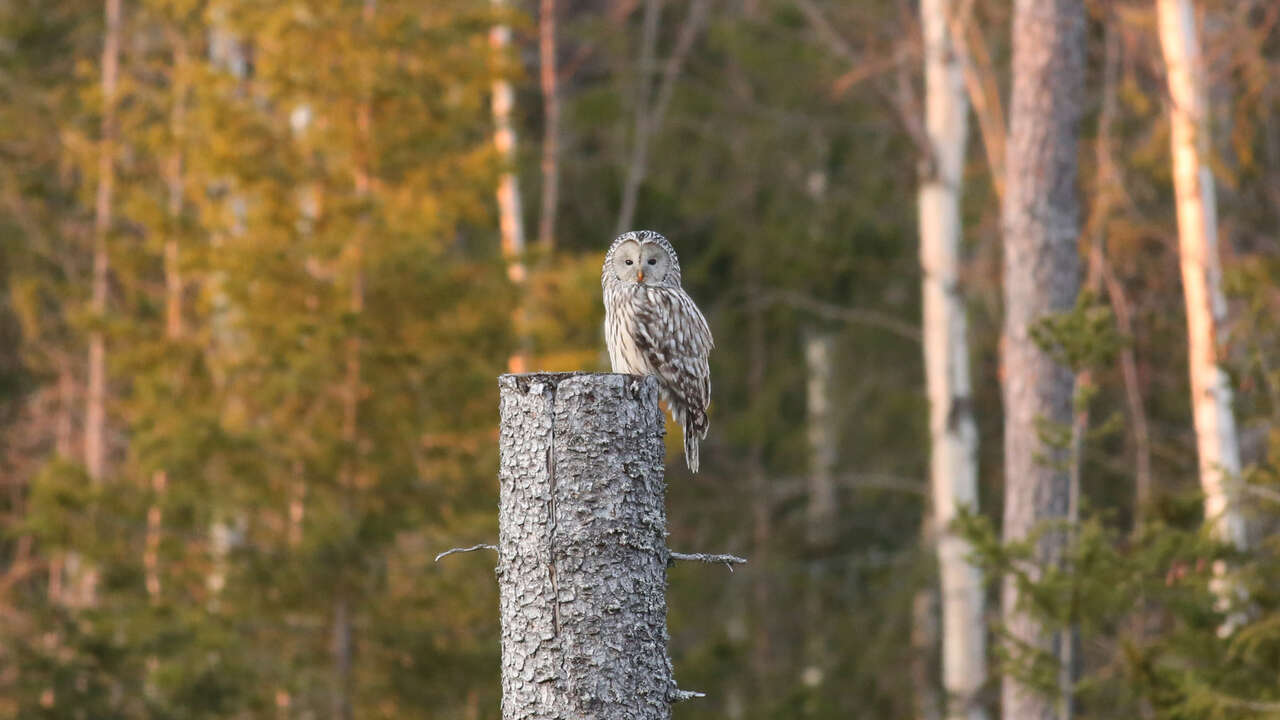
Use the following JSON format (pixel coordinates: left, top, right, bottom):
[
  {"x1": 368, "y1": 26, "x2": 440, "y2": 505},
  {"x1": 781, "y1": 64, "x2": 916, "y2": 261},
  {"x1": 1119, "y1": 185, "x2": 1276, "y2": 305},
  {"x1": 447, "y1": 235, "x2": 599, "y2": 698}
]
[{"x1": 604, "y1": 230, "x2": 682, "y2": 288}]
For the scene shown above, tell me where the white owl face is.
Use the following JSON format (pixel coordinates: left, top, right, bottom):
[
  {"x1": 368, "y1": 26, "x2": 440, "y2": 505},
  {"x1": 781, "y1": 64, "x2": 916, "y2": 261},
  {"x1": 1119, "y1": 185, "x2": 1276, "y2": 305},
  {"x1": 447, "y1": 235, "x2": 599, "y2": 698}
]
[{"x1": 609, "y1": 240, "x2": 673, "y2": 286}]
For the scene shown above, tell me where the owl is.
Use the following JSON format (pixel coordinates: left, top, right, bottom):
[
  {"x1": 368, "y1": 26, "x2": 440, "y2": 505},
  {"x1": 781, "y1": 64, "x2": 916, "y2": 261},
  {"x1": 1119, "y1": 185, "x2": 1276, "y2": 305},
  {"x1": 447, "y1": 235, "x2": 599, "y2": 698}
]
[{"x1": 602, "y1": 230, "x2": 713, "y2": 472}]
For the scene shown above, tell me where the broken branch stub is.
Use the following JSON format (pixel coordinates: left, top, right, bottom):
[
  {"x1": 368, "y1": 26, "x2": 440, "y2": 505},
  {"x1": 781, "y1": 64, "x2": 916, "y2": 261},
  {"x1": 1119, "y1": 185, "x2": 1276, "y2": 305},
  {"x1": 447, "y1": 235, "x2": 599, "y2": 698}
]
[{"x1": 498, "y1": 372, "x2": 681, "y2": 720}]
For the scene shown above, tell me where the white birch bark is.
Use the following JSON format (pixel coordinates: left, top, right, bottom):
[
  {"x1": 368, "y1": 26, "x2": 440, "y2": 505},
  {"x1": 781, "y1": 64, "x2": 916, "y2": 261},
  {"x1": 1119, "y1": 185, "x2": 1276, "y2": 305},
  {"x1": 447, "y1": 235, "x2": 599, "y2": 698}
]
[
  {"x1": 805, "y1": 332, "x2": 837, "y2": 551},
  {"x1": 919, "y1": 1, "x2": 986, "y2": 718},
  {"x1": 1156, "y1": 0, "x2": 1246, "y2": 552},
  {"x1": 490, "y1": 0, "x2": 529, "y2": 373},
  {"x1": 205, "y1": 5, "x2": 248, "y2": 608},
  {"x1": 497, "y1": 373, "x2": 688, "y2": 719},
  {"x1": 803, "y1": 332, "x2": 836, "y2": 684}
]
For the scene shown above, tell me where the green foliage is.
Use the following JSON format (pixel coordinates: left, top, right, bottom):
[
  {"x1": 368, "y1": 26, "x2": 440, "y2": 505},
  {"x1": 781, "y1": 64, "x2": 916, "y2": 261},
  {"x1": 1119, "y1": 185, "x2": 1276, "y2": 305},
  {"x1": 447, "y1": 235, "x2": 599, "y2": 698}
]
[
  {"x1": 1031, "y1": 291, "x2": 1124, "y2": 375},
  {"x1": 957, "y1": 499, "x2": 1280, "y2": 719}
]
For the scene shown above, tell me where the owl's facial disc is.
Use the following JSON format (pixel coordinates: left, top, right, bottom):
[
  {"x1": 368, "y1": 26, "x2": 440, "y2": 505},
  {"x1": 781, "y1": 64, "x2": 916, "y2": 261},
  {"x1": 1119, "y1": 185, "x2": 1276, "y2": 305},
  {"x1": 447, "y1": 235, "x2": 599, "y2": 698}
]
[
  {"x1": 612, "y1": 241, "x2": 645, "y2": 284},
  {"x1": 612, "y1": 239, "x2": 673, "y2": 285}
]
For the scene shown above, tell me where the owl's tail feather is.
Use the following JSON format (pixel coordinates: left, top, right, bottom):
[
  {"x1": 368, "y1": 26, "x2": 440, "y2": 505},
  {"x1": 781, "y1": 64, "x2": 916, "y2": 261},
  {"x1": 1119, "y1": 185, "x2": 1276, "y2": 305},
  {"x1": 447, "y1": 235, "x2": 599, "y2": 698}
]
[
  {"x1": 684, "y1": 424, "x2": 700, "y2": 473},
  {"x1": 682, "y1": 410, "x2": 708, "y2": 473}
]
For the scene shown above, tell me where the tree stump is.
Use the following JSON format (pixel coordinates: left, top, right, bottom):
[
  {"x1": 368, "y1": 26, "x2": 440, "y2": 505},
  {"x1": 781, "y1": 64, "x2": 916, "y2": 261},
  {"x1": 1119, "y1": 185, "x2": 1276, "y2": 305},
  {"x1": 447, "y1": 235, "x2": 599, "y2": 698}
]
[{"x1": 497, "y1": 372, "x2": 675, "y2": 720}]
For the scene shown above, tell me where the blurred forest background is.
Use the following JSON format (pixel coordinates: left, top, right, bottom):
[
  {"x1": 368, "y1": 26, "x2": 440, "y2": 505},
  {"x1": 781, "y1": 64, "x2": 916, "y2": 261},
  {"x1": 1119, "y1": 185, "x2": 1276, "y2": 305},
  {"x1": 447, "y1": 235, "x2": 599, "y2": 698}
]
[{"x1": 0, "y1": 0, "x2": 1279, "y2": 718}]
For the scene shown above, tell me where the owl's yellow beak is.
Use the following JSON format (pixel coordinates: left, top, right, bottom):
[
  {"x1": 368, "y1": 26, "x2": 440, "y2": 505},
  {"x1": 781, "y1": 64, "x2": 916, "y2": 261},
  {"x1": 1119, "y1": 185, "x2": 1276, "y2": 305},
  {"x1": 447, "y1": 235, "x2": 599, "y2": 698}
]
[{"x1": 636, "y1": 270, "x2": 644, "y2": 283}]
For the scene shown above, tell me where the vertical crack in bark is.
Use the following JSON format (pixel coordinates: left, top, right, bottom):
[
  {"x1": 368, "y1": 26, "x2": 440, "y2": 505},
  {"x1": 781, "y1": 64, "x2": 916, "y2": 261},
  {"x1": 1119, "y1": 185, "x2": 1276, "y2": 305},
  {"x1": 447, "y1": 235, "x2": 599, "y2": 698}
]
[{"x1": 546, "y1": 440, "x2": 560, "y2": 637}]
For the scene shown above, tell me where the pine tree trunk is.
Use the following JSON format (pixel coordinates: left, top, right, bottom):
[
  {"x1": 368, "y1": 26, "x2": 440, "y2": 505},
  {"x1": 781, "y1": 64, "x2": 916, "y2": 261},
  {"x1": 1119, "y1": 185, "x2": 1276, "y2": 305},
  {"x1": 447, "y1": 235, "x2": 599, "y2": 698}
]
[
  {"x1": 919, "y1": 0, "x2": 988, "y2": 717},
  {"x1": 497, "y1": 372, "x2": 682, "y2": 720},
  {"x1": 86, "y1": 0, "x2": 122, "y2": 483},
  {"x1": 332, "y1": 5, "x2": 374, "y2": 717},
  {"x1": 745, "y1": 281, "x2": 774, "y2": 686},
  {"x1": 1156, "y1": 0, "x2": 1246, "y2": 552},
  {"x1": 331, "y1": 594, "x2": 353, "y2": 720},
  {"x1": 537, "y1": 0, "x2": 560, "y2": 250},
  {"x1": 147, "y1": 31, "x2": 187, "y2": 602},
  {"x1": 1000, "y1": 1, "x2": 1084, "y2": 719},
  {"x1": 56, "y1": 356, "x2": 74, "y2": 459}
]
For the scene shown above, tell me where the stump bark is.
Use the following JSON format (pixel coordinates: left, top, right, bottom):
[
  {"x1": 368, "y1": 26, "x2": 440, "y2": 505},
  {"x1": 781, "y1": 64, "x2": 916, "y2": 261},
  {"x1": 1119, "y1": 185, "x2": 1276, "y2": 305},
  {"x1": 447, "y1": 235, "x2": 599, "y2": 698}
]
[{"x1": 497, "y1": 372, "x2": 676, "y2": 720}]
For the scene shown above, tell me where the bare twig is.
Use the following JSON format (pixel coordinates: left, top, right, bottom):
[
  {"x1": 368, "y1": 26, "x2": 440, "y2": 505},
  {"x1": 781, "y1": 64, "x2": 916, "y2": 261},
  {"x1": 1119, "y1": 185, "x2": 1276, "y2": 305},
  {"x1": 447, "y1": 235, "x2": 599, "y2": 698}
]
[
  {"x1": 947, "y1": 0, "x2": 1006, "y2": 197},
  {"x1": 1241, "y1": 483, "x2": 1280, "y2": 505},
  {"x1": 793, "y1": 0, "x2": 857, "y2": 63},
  {"x1": 829, "y1": 45, "x2": 912, "y2": 97},
  {"x1": 671, "y1": 688, "x2": 707, "y2": 702},
  {"x1": 434, "y1": 544, "x2": 498, "y2": 562},
  {"x1": 616, "y1": 0, "x2": 711, "y2": 234},
  {"x1": 773, "y1": 472, "x2": 928, "y2": 499},
  {"x1": 760, "y1": 290, "x2": 922, "y2": 343},
  {"x1": 668, "y1": 550, "x2": 748, "y2": 571},
  {"x1": 796, "y1": 0, "x2": 930, "y2": 161},
  {"x1": 1206, "y1": 691, "x2": 1280, "y2": 713}
]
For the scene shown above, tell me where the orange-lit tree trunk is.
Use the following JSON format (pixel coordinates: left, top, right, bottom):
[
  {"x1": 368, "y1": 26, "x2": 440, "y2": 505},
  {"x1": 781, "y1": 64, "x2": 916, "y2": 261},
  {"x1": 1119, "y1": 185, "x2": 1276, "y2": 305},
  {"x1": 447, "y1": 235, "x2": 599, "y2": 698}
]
[
  {"x1": 86, "y1": 0, "x2": 122, "y2": 484},
  {"x1": 538, "y1": 0, "x2": 560, "y2": 250},
  {"x1": 1156, "y1": 0, "x2": 1245, "y2": 555},
  {"x1": 491, "y1": 0, "x2": 529, "y2": 373}
]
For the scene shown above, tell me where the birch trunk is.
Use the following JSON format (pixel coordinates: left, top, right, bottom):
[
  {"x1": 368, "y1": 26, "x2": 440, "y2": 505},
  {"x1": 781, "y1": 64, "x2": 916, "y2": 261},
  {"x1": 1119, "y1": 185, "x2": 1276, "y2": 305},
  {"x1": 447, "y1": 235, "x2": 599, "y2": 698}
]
[
  {"x1": 205, "y1": 2, "x2": 248, "y2": 610},
  {"x1": 491, "y1": 0, "x2": 529, "y2": 373},
  {"x1": 497, "y1": 372, "x2": 682, "y2": 719},
  {"x1": 86, "y1": 0, "x2": 122, "y2": 483},
  {"x1": 919, "y1": 0, "x2": 986, "y2": 717},
  {"x1": 803, "y1": 332, "x2": 836, "y2": 682},
  {"x1": 1156, "y1": 0, "x2": 1246, "y2": 552},
  {"x1": 491, "y1": 4, "x2": 526, "y2": 266},
  {"x1": 1001, "y1": 1, "x2": 1084, "y2": 719}
]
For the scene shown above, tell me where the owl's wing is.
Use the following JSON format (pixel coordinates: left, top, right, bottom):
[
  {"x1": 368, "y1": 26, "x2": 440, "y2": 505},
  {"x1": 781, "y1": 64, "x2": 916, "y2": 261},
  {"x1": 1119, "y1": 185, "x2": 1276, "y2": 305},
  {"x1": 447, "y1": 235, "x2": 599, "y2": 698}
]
[{"x1": 632, "y1": 287, "x2": 713, "y2": 412}]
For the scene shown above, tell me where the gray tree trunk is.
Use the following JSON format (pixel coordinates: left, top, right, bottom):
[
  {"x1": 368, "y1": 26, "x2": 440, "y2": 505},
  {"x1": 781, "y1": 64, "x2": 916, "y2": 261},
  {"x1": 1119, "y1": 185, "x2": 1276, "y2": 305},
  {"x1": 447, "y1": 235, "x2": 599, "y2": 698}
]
[
  {"x1": 1000, "y1": 1, "x2": 1084, "y2": 719},
  {"x1": 498, "y1": 372, "x2": 690, "y2": 720}
]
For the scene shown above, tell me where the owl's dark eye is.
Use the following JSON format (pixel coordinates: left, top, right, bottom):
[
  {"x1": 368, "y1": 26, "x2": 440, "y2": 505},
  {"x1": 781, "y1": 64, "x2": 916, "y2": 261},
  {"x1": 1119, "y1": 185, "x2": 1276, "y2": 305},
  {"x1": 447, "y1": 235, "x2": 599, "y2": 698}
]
[
  {"x1": 647, "y1": 258, "x2": 658, "y2": 265},
  {"x1": 625, "y1": 259, "x2": 634, "y2": 265}
]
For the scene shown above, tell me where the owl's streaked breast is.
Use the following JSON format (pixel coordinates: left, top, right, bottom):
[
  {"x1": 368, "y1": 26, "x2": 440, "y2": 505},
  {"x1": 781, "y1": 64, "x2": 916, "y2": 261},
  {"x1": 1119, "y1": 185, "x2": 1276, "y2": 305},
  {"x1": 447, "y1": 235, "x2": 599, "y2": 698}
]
[{"x1": 604, "y1": 284, "x2": 653, "y2": 375}]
